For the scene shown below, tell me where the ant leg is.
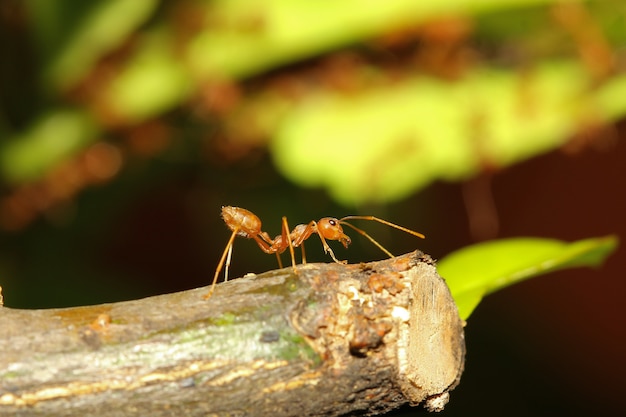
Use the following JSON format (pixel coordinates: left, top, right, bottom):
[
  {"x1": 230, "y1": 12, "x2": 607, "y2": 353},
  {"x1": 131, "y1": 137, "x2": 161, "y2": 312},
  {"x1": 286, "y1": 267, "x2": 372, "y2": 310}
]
[
  {"x1": 251, "y1": 234, "x2": 277, "y2": 254},
  {"x1": 300, "y1": 244, "x2": 307, "y2": 264},
  {"x1": 322, "y1": 241, "x2": 346, "y2": 264},
  {"x1": 339, "y1": 221, "x2": 395, "y2": 258},
  {"x1": 259, "y1": 231, "x2": 274, "y2": 246},
  {"x1": 224, "y1": 243, "x2": 233, "y2": 282},
  {"x1": 315, "y1": 222, "x2": 347, "y2": 264},
  {"x1": 275, "y1": 253, "x2": 283, "y2": 269},
  {"x1": 204, "y1": 227, "x2": 239, "y2": 300},
  {"x1": 282, "y1": 216, "x2": 297, "y2": 270},
  {"x1": 289, "y1": 222, "x2": 317, "y2": 265}
]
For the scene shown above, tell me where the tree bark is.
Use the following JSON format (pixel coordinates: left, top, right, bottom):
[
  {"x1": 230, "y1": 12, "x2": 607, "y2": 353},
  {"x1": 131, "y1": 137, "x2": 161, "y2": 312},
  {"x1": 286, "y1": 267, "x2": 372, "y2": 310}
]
[{"x1": 0, "y1": 251, "x2": 465, "y2": 416}]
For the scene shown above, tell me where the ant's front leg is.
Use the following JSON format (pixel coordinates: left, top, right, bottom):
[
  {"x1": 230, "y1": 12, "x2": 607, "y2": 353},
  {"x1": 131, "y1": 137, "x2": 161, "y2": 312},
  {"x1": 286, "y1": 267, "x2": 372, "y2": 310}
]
[
  {"x1": 323, "y1": 244, "x2": 348, "y2": 265},
  {"x1": 313, "y1": 221, "x2": 348, "y2": 265}
]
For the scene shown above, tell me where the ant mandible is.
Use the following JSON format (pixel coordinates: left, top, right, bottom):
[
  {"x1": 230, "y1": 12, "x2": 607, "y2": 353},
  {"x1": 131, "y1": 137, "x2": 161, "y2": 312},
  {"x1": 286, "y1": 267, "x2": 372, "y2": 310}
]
[{"x1": 203, "y1": 206, "x2": 425, "y2": 299}]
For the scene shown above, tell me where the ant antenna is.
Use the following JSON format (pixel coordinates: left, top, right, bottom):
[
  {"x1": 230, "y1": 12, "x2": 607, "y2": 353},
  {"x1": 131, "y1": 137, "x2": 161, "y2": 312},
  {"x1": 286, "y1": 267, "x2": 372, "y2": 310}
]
[{"x1": 339, "y1": 215, "x2": 425, "y2": 257}]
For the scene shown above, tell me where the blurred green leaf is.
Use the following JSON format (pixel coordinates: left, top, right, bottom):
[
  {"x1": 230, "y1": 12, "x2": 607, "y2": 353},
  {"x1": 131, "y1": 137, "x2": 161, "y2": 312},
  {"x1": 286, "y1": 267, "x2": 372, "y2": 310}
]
[
  {"x1": 186, "y1": 0, "x2": 558, "y2": 78},
  {"x1": 437, "y1": 235, "x2": 619, "y2": 320},
  {"x1": 26, "y1": 0, "x2": 158, "y2": 90},
  {"x1": 270, "y1": 62, "x2": 626, "y2": 205},
  {"x1": 106, "y1": 30, "x2": 193, "y2": 122},
  {"x1": 105, "y1": 0, "x2": 578, "y2": 122},
  {"x1": 7, "y1": 0, "x2": 625, "y2": 201},
  {"x1": 0, "y1": 110, "x2": 97, "y2": 183}
]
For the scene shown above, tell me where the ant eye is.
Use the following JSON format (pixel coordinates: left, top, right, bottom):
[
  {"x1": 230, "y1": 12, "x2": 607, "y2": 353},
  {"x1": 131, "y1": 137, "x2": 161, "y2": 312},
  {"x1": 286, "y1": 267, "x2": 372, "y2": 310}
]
[{"x1": 329, "y1": 219, "x2": 336, "y2": 226}]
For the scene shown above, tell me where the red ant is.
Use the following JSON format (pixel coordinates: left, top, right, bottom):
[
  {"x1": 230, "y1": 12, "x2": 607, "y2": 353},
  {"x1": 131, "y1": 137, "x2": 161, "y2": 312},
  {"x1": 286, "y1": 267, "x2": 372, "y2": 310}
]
[{"x1": 204, "y1": 206, "x2": 425, "y2": 299}]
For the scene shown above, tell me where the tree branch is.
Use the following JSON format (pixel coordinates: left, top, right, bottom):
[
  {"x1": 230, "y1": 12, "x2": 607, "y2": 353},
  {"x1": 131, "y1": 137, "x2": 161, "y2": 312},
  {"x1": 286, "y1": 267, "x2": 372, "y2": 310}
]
[{"x1": 0, "y1": 251, "x2": 465, "y2": 416}]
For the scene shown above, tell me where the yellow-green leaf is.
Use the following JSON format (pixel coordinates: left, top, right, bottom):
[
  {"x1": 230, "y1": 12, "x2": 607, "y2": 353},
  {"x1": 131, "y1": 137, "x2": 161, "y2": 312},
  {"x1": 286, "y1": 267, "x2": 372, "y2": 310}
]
[{"x1": 437, "y1": 235, "x2": 619, "y2": 320}]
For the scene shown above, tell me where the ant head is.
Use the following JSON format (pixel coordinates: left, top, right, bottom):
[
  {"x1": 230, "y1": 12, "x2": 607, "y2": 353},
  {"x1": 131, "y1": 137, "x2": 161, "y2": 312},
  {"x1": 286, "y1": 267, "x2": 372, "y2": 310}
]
[{"x1": 318, "y1": 217, "x2": 351, "y2": 248}]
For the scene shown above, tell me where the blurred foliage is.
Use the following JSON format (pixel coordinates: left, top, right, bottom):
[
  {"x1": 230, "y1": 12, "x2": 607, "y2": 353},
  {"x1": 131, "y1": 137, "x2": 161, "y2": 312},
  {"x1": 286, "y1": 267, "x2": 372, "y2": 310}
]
[
  {"x1": 1, "y1": 0, "x2": 625, "y2": 208},
  {"x1": 438, "y1": 235, "x2": 619, "y2": 319},
  {"x1": 27, "y1": 0, "x2": 158, "y2": 91},
  {"x1": 272, "y1": 62, "x2": 626, "y2": 204}
]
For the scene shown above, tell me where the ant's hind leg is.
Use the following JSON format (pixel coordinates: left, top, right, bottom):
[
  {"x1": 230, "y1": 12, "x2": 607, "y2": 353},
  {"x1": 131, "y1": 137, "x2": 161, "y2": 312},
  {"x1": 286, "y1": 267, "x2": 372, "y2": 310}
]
[
  {"x1": 204, "y1": 228, "x2": 239, "y2": 300},
  {"x1": 224, "y1": 244, "x2": 233, "y2": 282}
]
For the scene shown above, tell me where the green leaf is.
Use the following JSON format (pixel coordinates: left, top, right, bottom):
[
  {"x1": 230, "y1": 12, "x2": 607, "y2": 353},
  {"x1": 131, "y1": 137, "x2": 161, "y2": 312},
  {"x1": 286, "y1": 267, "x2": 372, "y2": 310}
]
[
  {"x1": 26, "y1": 0, "x2": 158, "y2": 90},
  {"x1": 106, "y1": 30, "x2": 193, "y2": 122},
  {"x1": 186, "y1": 0, "x2": 560, "y2": 78},
  {"x1": 270, "y1": 63, "x2": 626, "y2": 205},
  {"x1": 436, "y1": 236, "x2": 619, "y2": 320},
  {"x1": 0, "y1": 110, "x2": 98, "y2": 183}
]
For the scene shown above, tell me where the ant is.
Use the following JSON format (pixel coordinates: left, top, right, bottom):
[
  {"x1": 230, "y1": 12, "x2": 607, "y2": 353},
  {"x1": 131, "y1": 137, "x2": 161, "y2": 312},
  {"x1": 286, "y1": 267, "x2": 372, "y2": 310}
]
[{"x1": 204, "y1": 206, "x2": 425, "y2": 299}]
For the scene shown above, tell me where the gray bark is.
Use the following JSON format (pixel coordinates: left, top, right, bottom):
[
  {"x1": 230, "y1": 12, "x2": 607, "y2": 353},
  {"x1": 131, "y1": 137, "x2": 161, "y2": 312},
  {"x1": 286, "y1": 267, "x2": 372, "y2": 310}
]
[{"x1": 0, "y1": 251, "x2": 465, "y2": 416}]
